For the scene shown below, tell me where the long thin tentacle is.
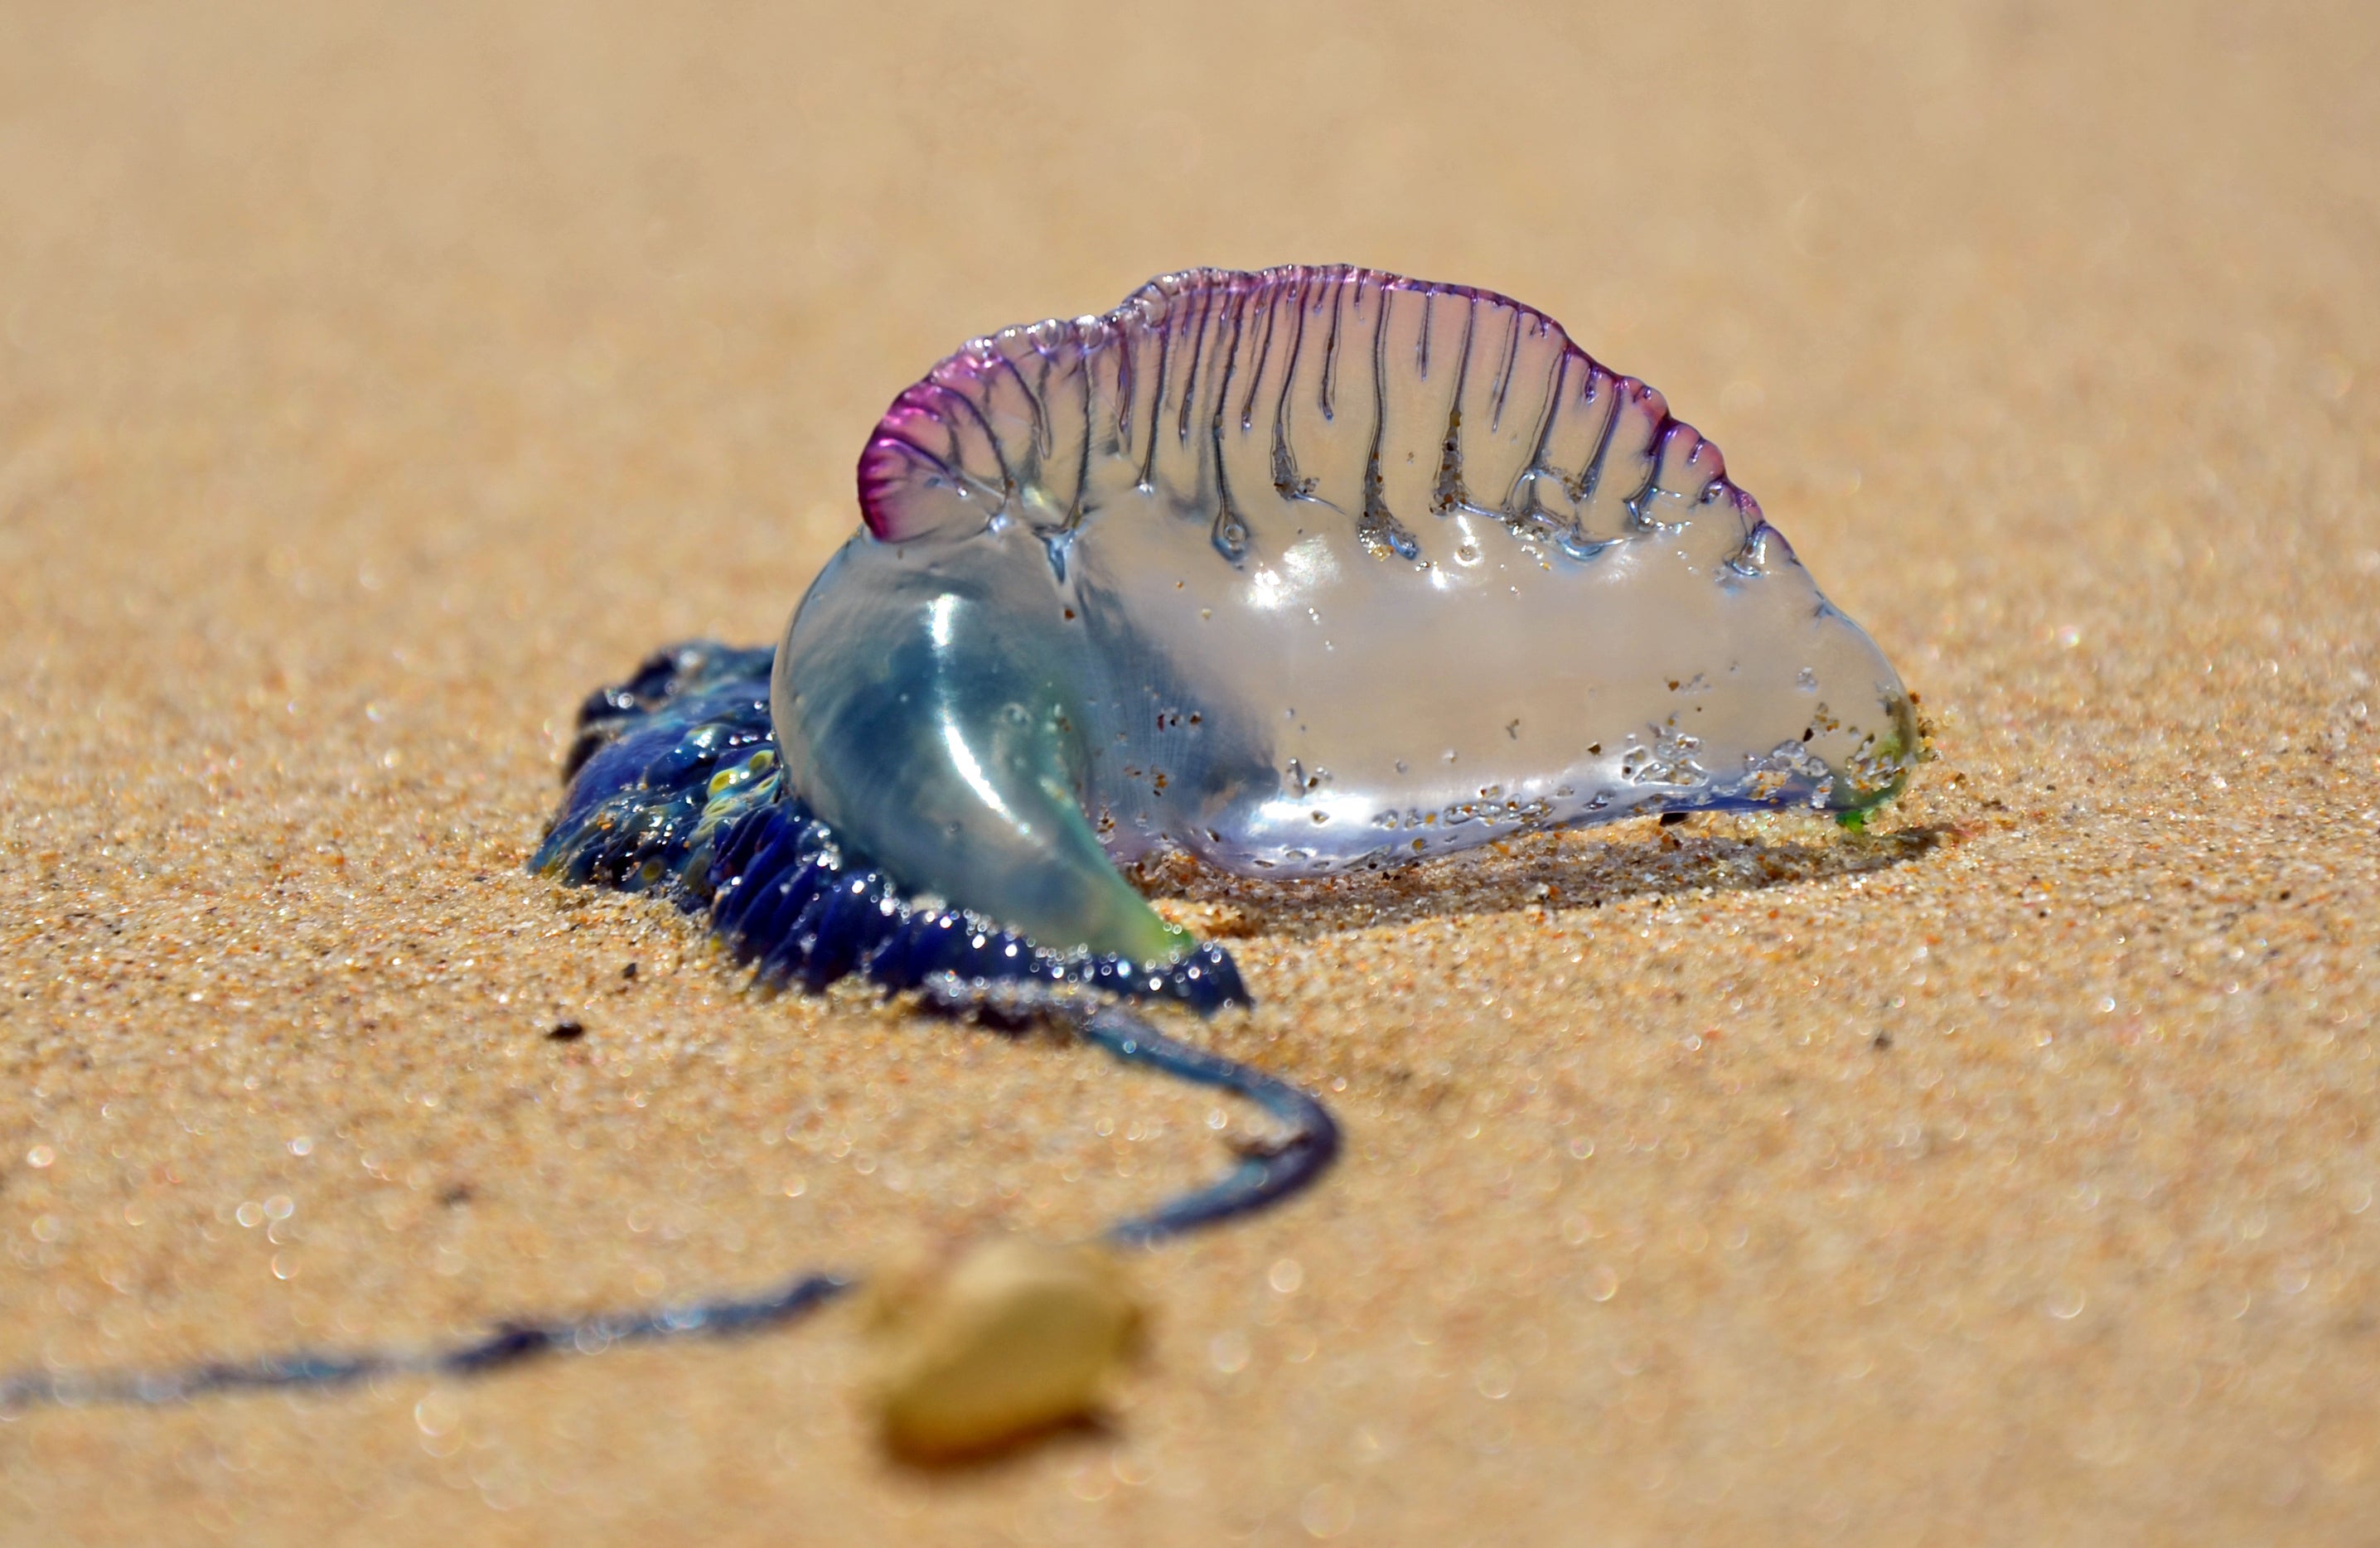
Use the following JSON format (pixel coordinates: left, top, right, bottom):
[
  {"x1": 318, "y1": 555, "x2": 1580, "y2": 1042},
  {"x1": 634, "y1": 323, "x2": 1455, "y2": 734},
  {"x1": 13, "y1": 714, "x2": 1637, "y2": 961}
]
[
  {"x1": 0, "y1": 1274, "x2": 853, "y2": 1409},
  {"x1": 0, "y1": 993, "x2": 1334, "y2": 1410},
  {"x1": 1083, "y1": 1001, "x2": 1339, "y2": 1246},
  {"x1": 913, "y1": 977, "x2": 1338, "y2": 1245}
]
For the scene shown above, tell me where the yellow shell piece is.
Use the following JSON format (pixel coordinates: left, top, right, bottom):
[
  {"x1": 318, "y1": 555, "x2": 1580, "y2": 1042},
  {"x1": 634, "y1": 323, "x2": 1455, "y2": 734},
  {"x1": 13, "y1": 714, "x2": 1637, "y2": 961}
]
[{"x1": 863, "y1": 1238, "x2": 1143, "y2": 1460}]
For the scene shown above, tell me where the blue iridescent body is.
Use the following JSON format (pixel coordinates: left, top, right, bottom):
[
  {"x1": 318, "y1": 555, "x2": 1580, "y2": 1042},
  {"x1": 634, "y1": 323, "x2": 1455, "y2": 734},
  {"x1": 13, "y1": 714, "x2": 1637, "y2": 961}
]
[{"x1": 531, "y1": 641, "x2": 1246, "y2": 1012}]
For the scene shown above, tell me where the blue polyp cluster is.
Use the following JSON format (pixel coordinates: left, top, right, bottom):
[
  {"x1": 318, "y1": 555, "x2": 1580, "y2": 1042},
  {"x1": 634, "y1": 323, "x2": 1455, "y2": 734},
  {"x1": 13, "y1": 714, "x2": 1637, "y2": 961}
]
[
  {"x1": 539, "y1": 643, "x2": 780, "y2": 892},
  {"x1": 531, "y1": 641, "x2": 1248, "y2": 1015},
  {"x1": 704, "y1": 796, "x2": 1244, "y2": 1007}
]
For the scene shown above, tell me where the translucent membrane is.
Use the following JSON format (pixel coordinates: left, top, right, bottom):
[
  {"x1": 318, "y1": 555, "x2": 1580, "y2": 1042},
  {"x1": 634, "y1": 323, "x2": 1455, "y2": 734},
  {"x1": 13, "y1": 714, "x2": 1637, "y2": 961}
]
[{"x1": 780, "y1": 266, "x2": 1915, "y2": 957}]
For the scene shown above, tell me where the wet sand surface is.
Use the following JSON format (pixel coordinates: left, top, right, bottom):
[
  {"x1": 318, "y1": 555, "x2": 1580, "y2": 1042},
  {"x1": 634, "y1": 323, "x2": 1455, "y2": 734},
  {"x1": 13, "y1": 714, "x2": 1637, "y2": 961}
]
[{"x1": 3, "y1": 2, "x2": 2378, "y2": 1542}]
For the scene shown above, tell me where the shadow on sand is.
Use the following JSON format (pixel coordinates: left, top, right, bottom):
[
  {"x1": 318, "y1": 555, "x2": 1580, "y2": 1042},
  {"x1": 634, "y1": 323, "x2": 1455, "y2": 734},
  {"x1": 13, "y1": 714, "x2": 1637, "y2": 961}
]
[{"x1": 1127, "y1": 812, "x2": 1945, "y2": 943}]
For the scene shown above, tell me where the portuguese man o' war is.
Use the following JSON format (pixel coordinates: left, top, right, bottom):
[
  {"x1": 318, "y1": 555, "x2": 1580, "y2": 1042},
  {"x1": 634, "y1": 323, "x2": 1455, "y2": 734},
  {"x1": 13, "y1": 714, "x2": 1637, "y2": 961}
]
[
  {"x1": 546, "y1": 264, "x2": 1915, "y2": 1006},
  {"x1": 528, "y1": 264, "x2": 1908, "y2": 1275},
  {"x1": 2, "y1": 266, "x2": 1915, "y2": 1420}
]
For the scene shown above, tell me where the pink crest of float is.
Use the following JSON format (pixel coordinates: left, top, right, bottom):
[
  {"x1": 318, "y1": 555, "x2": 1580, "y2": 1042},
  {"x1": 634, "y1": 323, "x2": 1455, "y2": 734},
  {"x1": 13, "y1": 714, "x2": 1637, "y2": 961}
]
[{"x1": 855, "y1": 264, "x2": 1765, "y2": 554}]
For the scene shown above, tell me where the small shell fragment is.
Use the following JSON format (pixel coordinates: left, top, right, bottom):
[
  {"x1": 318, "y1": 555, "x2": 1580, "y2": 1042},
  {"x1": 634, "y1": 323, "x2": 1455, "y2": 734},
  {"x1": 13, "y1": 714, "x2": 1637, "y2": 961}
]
[{"x1": 863, "y1": 1238, "x2": 1143, "y2": 1460}]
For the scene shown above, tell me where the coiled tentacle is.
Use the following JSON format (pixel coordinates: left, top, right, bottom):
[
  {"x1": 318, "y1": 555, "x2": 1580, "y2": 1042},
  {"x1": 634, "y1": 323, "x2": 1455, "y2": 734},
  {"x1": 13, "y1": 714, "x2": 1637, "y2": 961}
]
[{"x1": 885, "y1": 974, "x2": 1338, "y2": 1243}]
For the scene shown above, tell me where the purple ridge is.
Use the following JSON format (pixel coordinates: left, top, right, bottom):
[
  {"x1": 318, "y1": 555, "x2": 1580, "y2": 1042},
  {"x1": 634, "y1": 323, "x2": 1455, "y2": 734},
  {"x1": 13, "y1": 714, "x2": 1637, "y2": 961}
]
[{"x1": 855, "y1": 264, "x2": 1758, "y2": 555}]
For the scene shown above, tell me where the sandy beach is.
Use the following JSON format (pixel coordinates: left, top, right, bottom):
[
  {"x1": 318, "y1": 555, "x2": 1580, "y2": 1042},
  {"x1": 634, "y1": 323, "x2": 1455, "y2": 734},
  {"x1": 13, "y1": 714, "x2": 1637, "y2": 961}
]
[{"x1": 3, "y1": 2, "x2": 2378, "y2": 1541}]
